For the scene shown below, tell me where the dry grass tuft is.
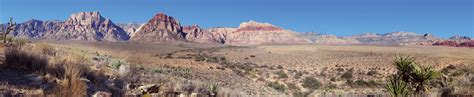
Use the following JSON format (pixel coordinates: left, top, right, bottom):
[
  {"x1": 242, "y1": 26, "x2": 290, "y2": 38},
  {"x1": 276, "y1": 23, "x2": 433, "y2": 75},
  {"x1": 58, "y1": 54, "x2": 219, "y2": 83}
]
[
  {"x1": 4, "y1": 45, "x2": 48, "y2": 72},
  {"x1": 50, "y1": 60, "x2": 87, "y2": 97}
]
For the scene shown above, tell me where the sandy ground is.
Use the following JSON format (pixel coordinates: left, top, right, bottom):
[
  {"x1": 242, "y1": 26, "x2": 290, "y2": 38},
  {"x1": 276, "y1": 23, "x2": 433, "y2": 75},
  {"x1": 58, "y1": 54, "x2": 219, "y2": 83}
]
[{"x1": 44, "y1": 41, "x2": 474, "y2": 95}]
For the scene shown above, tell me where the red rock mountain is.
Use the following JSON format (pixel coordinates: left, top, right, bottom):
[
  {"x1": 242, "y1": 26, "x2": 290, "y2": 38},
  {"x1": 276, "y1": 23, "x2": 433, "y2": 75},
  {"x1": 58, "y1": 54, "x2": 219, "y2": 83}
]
[
  {"x1": 130, "y1": 13, "x2": 187, "y2": 42},
  {"x1": 217, "y1": 21, "x2": 311, "y2": 45},
  {"x1": 130, "y1": 14, "x2": 310, "y2": 45},
  {"x1": 433, "y1": 36, "x2": 473, "y2": 47}
]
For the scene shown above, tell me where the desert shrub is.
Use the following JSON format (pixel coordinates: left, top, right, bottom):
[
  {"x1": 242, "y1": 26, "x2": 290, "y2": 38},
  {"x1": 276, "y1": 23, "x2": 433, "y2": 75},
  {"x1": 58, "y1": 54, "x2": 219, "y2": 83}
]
[
  {"x1": 36, "y1": 43, "x2": 56, "y2": 56},
  {"x1": 164, "y1": 53, "x2": 173, "y2": 59},
  {"x1": 266, "y1": 81, "x2": 286, "y2": 92},
  {"x1": 302, "y1": 77, "x2": 321, "y2": 90},
  {"x1": 4, "y1": 46, "x2": 48, "y2": 72},
  {"x1": 330, "y1": 77, "x2": 337, "y2": 82},
  {"x1": 354, "y1": 79, "x2": 368, "y2": 86},
  {"x1": 194, "y1": 55, "x2": 206, "y2": 61},
  {"x1": 250, "y1": 55, "x2": 256, "y2": 58},
  {"x1": 208, "y1": 83, "x2": 218, "y2": 96},
  {"x1": 219, "y1": 57, "x2": 226, "y2": 61},
  {"x1": 11, "y1": 38, "x2": 28, "y2": 47},
  {"x1": 294, "y1": 71, "x2": 303, "y2": 79},
  {"x1": 286, "y1": 83, "x2": 299, "y2": 91},
  {"x1": 367, "y1": 70, "x2": 377, "y2": 76},
  {"x1": 152, "y1": 68, "x2": 163, "y2": 73},
  {"x1": 53, "y1": 75, "x2": 87, "y2": 97},
  {"x1": 51, "y1": 61, "x2": 87, "y2": 97},
  {"x1": 293, "y1": 91, "x2": 310, "y2": 97},
  {"x1": 336, "y1": 68, "x2": 344, "y2": 72},
  {"x1": 277, "y1": 65, "x2": 283, "y2": 69},
  {"x1": 341, "y1": 71, "x2": 353, "y2": 79},
  {"x1": 206, "y1": 57, "x2": 219, "y2": 63},
  {"x1": 275, "y1": 70, "x2": 288, "y2": 79},
  {"x1": 108, "y1": 59, "x2": 125, "y2": 70}
]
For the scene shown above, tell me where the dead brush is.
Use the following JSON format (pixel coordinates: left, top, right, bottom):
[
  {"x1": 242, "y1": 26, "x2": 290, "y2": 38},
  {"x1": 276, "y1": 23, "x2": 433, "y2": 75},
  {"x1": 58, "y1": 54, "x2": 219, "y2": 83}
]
[
  {"x1": 4, "y1": 45, "x2": 48, "y2": 72},
  {"x1": 50, "y1": 60, "x2": 87, "y2": 97}
]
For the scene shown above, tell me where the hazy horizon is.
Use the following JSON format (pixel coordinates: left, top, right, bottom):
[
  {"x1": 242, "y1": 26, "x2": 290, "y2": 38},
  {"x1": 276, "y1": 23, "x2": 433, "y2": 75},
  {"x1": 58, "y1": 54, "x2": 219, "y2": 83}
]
[{"x1": 1, "y1": 0, "x2": 472, "y2": 38}]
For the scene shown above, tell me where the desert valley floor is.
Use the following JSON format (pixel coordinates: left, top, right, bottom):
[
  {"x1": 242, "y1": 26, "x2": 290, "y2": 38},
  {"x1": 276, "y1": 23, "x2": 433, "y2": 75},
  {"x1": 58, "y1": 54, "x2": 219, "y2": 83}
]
[
  {"x1": 48, "y1": 42, "x2": 474, "y2": 94},
  {"x1": 26, "y1": 41, "x2": 471, "y2": 96}
]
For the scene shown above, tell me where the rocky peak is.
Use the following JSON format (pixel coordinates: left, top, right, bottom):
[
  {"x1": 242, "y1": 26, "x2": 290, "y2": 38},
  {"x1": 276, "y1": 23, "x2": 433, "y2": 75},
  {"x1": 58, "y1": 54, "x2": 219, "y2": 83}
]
[
  {"x1": 51, "y1": 11, "x2": 129, "y2": 41},
  {"x1": 130, "y1": 12, "x2": 186, "y2": 42},
  {"x1": 236, "y1": 20, "x2": 283, "y2": 32},
  {"x1": 449, "y1": 36, "x2": 471, "y2": 40},
  {"x1": 382, "y1": 31, "x2": 419, "y2": 37},
  {"x1": 183, "y1": 25, "x2": 202, "y2": 34},
  {"x1": 65, "y1": 11, "x2": 107, "y2": 27}
]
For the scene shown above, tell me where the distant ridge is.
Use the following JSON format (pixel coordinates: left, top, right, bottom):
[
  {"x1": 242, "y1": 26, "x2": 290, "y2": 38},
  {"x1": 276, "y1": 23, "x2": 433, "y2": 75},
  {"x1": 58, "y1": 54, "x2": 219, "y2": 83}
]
[{"x1": 1, "y1": 11, "x2": 471, "y2": 47}]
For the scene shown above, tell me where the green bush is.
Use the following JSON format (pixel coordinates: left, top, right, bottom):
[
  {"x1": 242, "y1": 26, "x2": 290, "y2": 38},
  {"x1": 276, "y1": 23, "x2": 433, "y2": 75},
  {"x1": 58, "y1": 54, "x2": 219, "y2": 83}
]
[
  {"x1": 194, "y1": 55, "x2": 206, "y2": 61},
  {"x1": 286, "y1": 83, "x2": 299, "y2": 91},
  {"x1": 276, "y1": 70, "x2": 288, "y2": 79},
  {"x1": 341, "y1": 71, "x2": 353, "y2": 79},
  {"x1": 302, "y1": 77, "x2": 321, "y2": 90},
  {"x1": 208, "y1": 83, "x2": 218, "y2": 96},
  {"x1": 206, "y1": 57, "x2": 219, "y2": 63},
  {"x1": 293, "y1": 91, "x2": 310, "y2": 97},
  {"x1": 267, "y1": 81, "x2": 286, "y2": 92},
  {"x1": 108, "y1": 59, "x2": 125, "y2": 70}
]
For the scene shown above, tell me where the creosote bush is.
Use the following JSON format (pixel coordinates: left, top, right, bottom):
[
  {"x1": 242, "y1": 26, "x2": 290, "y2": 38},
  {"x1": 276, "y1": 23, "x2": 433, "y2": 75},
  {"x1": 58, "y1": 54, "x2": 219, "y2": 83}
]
[
  {"x1": 275, "y1": 70, "x2": 288, "y2": 79},
  {"x1": 302, "y1": 77, "x2": 321, "y2": 90},
  {"x1": 266, "y1": 81, "x2": 286, "y2": 92}
]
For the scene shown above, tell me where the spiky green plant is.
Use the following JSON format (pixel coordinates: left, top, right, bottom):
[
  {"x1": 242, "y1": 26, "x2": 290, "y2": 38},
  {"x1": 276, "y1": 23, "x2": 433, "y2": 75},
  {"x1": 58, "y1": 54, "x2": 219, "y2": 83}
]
[
  {"x1": 393, "y1": 56, "x2": 416, "y2": 82},
  {"x1": 411, "y1": 65, "x2": 439, "y2": 93},
  {"x1": 387, "y1": 56, "x2": 441, "y2": 95},
  {"x1": 386, "y1": 76, "x2": 410, "y2": 97},
  {"x1": 208, "y1": 83, "x2": 218, "y2": 96}
]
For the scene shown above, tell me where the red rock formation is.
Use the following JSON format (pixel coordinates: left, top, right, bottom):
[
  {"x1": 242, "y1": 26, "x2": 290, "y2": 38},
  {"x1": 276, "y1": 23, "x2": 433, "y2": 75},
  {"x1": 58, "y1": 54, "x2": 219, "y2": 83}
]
[
  {"x1": 220, "y1": 21, "x2": 311, "y2": 45},
  {"x1": 459, "y1": 40, "x2": 474, "y2": 47},
  {"x1": 433, "y1": 41, "x2": 459, "y2": 47},
  {"x1": 130, "y1": 13, "x2": 186, "y2": 42}
]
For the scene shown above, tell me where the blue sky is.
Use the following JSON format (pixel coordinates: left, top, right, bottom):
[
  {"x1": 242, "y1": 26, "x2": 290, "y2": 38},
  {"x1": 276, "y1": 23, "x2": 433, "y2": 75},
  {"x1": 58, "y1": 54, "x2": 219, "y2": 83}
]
[{"x1": 1, "y1": 0, "x2": 472, "y2": 38}]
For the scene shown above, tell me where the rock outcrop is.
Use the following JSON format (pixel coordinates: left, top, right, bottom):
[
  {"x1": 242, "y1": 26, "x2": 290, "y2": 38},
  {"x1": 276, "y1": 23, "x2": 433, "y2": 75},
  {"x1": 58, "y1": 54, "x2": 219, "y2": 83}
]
[
  {"x1": 10, "y1": 19, "x2": 62, "y2": 39},
  {"x1": 433, "y1": 36, "x2": 473, "y2": 47},
  {"x1": 117, "y1": 23, "x2": 141, "y2": 36},
  {"x1": 130, "y1": 13, "x2": 186, "y2": 42},
  {"x1": 5, "y1": 11, "x2": 129, "y2": 41},
  {"x1": 219, "y1": 21, "x2": 311, "y2": 45},
  {"x1": 48, "y1": 11, "x2": 129, "y2": 41},
  {"x1": 349, "y1": 32, "x2": 440, "y2": 45},
  {"x1": 300, "y1": 32, "x2": 360, "y2": 44}
]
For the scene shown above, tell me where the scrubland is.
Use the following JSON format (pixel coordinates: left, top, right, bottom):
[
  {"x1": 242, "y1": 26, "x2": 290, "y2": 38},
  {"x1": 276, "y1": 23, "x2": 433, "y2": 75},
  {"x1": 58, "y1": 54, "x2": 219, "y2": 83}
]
[{"x1": 1, "y1": 40, "x2": 473, "y2": 96}]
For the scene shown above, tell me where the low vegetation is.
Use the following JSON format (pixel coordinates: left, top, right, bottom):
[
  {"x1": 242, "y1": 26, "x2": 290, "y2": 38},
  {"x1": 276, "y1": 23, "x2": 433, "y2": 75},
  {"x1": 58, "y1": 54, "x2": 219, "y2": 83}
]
[
  {"x1": 301, "y1": 77, "x2": 321, "y2": 90},
  {"x1": 386, "y1": 56, "x2": 440, "y2": 96},
  {"x1": 266, "y1": 81, "x2": 286, "y2": 92}
]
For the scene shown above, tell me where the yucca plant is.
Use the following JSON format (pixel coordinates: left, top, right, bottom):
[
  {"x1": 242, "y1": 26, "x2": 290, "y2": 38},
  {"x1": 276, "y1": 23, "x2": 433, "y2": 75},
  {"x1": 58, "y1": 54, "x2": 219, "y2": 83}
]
[
  {"x1": 386, "y1": 76, "x2": 410, "y2": 97},
  {"x1": 411, "y1": 65, "x2": 439, "y2": 93},
  {"x1": 393, "y1": 56, "x2": 416, "y2": 82},
  {"x1": 387, "y1": 56, "x2": 441, "y2": 96},
  {"x1": 208, "y1": 83, "x2": 218, "y2": 96}
]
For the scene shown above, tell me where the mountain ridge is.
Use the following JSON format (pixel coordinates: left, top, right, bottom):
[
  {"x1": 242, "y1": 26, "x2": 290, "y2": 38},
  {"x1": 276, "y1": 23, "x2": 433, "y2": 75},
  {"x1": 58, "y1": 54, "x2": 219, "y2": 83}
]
[{"x1": 2, "y1": 11, "x2": 471, "y2": 47}]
